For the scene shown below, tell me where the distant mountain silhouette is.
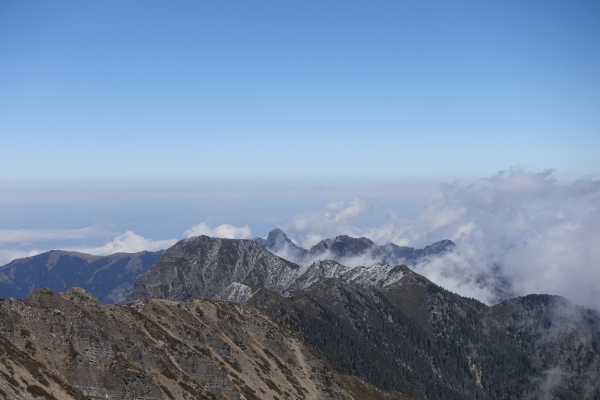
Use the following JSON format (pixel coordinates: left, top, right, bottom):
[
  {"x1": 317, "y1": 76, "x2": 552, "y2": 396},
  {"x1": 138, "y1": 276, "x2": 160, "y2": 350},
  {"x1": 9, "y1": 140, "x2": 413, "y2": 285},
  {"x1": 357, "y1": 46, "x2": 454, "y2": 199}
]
[
  {"x1": 253, "y1": 228, "x2": 455, "y2": 265},
  {"x1": 0, "y1": 250, "x2": 162, "y2": 303}
]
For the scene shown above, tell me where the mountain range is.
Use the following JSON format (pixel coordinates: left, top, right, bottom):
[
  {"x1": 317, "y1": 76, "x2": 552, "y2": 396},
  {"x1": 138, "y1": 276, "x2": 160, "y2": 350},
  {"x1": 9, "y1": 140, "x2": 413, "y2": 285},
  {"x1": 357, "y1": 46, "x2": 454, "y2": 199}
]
[
  {"x1": 0, "y1": 230, "x2": 598, "y2": 399},
  {"x1": 252, "y1": 228, "x2": 455, "y2": 266},
  {"x1": 0, "y1": 229, "x2": 452, "y2": 304}
]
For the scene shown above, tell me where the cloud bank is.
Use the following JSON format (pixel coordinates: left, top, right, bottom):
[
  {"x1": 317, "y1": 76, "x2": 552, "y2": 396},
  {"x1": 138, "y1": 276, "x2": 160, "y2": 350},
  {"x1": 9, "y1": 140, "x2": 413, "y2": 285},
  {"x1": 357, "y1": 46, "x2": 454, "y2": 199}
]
[
  {"x1": 281, "y1": 168, "x2": 600, "y2": 308},
  {"x1": 183, "y1": 223, "x2": 253, "y2": 239},
  {"x1": 76, "y1": 231, "x2": 178, "y2": 256}
]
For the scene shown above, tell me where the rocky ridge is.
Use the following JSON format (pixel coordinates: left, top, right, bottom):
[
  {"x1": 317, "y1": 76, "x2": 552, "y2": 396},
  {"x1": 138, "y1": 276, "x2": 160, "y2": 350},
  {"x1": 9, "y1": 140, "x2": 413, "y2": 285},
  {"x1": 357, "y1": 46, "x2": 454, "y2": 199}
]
[
  {"x1": 249, "y1": 273, "x2": 600, "y2": 400},
  {"x1": 0, "y1": 287, "x2": 413, "y2": 400},
  {"x1": 124, "y1": 235, "x2": 600, "y2": 399},
  {"x1": 127, "y1": 236, "x2": 416, "y2": 303},
  {"x1": 253, "y1": 229, "x2": 455, "y2": 266}
]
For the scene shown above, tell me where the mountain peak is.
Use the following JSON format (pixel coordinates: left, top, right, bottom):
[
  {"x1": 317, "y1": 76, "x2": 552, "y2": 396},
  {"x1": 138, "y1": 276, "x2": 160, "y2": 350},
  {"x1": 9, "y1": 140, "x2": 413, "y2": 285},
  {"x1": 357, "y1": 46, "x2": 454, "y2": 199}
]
[
  {"x1": 127, "y1": 235, "x2": 301, "y2": 302},
  {"x1": 309, "y1": 235, "x2": 377, "y2": 258}
]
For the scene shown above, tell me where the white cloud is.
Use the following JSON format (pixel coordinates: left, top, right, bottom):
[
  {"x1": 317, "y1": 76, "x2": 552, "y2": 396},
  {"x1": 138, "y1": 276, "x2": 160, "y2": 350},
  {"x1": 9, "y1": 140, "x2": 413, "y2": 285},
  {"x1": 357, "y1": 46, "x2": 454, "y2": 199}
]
[
  {"x1": 0, "y1": 227, "x2": 177, "y2": 264},
  {"x1": 183, "y1": 223, "x2": 253, "y2": 239},
  {"x1": 282, "y1": 197, "x2": 376, "y2": 247},
  {"x1": 403, "y1": 168, "x2": 600, "y2": 308},
  {"x1": 278, "y1": 168, "x2": 600, "y2": 309},
  {"x1": 0, "y1": 221, "x2": 255, "y2": 265},
  {"x1": 0, "y1": 249, "x2": 43, "y2": 266},
  {"x1": 75, "y1": 231, "x2": 177, "y2": 256}
]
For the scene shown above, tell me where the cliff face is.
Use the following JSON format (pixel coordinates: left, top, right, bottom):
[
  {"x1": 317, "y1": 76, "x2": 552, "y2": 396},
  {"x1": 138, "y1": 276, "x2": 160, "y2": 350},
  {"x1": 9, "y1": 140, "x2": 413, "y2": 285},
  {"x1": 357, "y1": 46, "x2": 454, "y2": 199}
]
[{"x1": 0, "y1": 287, "x2": 413, "y2": 400}]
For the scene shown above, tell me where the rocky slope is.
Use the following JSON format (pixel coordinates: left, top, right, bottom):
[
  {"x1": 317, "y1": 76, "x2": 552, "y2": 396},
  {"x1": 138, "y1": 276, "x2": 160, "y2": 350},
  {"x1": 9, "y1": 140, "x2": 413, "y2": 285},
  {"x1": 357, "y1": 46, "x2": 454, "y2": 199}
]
[
  {"x1": 0, "y1": 287, "x2": 414, "y2": 400},
  {"x1": 127, "y1": 236, "x2": 420, "y2": 303},
  {"x1": 253, "y1": 229, "x2": 455, "y2": 266},
  {"x1": 126, "y1": 236, "x2": 303, "y2": 302},
  {"x1": 0, "y1": 250, "x2": 163, "y2": 304},
  {"x1": 126, "y1": 236, "x2": 600, "y2": 399}
]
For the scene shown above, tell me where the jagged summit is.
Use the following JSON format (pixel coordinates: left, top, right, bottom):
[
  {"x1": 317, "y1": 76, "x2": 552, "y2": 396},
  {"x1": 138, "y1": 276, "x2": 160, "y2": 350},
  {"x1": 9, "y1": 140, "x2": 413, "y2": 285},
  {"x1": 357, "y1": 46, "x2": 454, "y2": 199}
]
[
  {"x1": 252, "y1": 228, "x2": 308, "y2": 260},
  {"x1": 254, "y1": 228, "x2": 456, "y2": 266}
]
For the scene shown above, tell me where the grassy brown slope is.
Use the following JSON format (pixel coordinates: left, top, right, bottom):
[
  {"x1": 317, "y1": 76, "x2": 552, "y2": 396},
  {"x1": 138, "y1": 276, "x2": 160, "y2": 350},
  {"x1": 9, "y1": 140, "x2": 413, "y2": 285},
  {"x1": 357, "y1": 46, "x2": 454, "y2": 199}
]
[{"x1": 0, "y1": 287, "x2": 412, "y2": 400}]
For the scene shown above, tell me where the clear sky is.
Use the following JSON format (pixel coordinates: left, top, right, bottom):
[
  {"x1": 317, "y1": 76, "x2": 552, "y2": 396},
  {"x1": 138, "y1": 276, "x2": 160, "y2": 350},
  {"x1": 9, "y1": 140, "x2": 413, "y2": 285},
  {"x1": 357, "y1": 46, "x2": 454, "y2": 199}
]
[
  {"x1": 1, "y1": 1, "x2": 599, "y2": 186},
  {"x1": 1, "y1": 1, "x2": 600, "y2": 307}
]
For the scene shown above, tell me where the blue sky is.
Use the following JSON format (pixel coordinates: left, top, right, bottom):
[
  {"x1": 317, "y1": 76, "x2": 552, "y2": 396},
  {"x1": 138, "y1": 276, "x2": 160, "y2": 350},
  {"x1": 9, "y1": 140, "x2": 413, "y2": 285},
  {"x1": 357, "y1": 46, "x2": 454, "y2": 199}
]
[
  {"x1": 1, "y1": 2, "x2": 600, "y2": 306},
  {"x1": 2, "y1": 1, "x2": 599, "y2": 187}
]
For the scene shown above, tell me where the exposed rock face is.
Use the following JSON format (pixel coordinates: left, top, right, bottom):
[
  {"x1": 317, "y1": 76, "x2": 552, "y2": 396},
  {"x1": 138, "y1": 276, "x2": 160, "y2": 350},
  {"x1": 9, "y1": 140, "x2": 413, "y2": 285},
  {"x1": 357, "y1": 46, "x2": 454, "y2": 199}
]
[
  {"x1": 216, "y1": 282, "x2": 259, "y2": 303},
  {"x1": 249, "y1": 272, "x2": 600, "y2": 400},
  {"x1": 283, "y1": 261, "x2": 410, "y2": 293},
  {"x1": 126, "y1": 236, "x2": 303, "y2": 302},
  {"x1": 0, "y1": 250, "x2": 163, "y2": 304},
  {"x1": 253, "y1": 229, "x2": 456, "y2": 266},
  {"x1": 127, "y1": 236, "x2": 420, "y2": 304},
  {"x1": 0, "y1": 287, "x2": 413, "y2": 400}
]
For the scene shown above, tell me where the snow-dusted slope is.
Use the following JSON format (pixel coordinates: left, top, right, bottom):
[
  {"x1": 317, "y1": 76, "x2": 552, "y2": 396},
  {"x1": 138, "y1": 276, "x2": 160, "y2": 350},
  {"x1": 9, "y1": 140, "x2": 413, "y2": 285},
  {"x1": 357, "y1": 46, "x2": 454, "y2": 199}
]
[
  {"x1": 127, "y1": 235, "x2": 415, "y2": 304},
  {"x1": 283, "y1": 260, "x2": 410, "y2": 293}
]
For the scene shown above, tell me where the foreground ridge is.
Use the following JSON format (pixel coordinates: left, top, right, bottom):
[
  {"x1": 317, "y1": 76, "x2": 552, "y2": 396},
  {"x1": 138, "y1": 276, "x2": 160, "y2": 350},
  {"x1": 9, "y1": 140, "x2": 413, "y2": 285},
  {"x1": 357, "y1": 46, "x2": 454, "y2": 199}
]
[{"x1": 0, "y1": 287, "x2": 414, "y2": 400}]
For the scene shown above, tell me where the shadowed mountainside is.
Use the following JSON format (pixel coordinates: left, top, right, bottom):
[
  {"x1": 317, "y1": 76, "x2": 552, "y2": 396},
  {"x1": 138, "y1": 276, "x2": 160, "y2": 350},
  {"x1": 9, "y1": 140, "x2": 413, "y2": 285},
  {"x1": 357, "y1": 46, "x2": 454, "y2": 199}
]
[
  {"x1": 0, "y1": 250, "x2": 163, "y2": 304},
  {"x1": 249, "y1": 275, "x2": 600, "y2": 400}
]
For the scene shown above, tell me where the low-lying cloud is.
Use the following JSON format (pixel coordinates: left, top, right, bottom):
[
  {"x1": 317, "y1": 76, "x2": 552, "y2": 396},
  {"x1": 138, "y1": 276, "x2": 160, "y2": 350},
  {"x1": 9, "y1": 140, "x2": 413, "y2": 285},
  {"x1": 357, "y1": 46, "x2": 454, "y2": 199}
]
[
  {"x1": 183, "y1": 223, "x2": 253, "y2": 239},
  {"x1": 0, "y1": 222, "x2": 255, "y2": 265},
  {"x1": 280, "y1": 168, "x2": 600, "y2": 309},
  {"x1": 76, "y1": 231, "x2": 178, "y2": 256}
]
